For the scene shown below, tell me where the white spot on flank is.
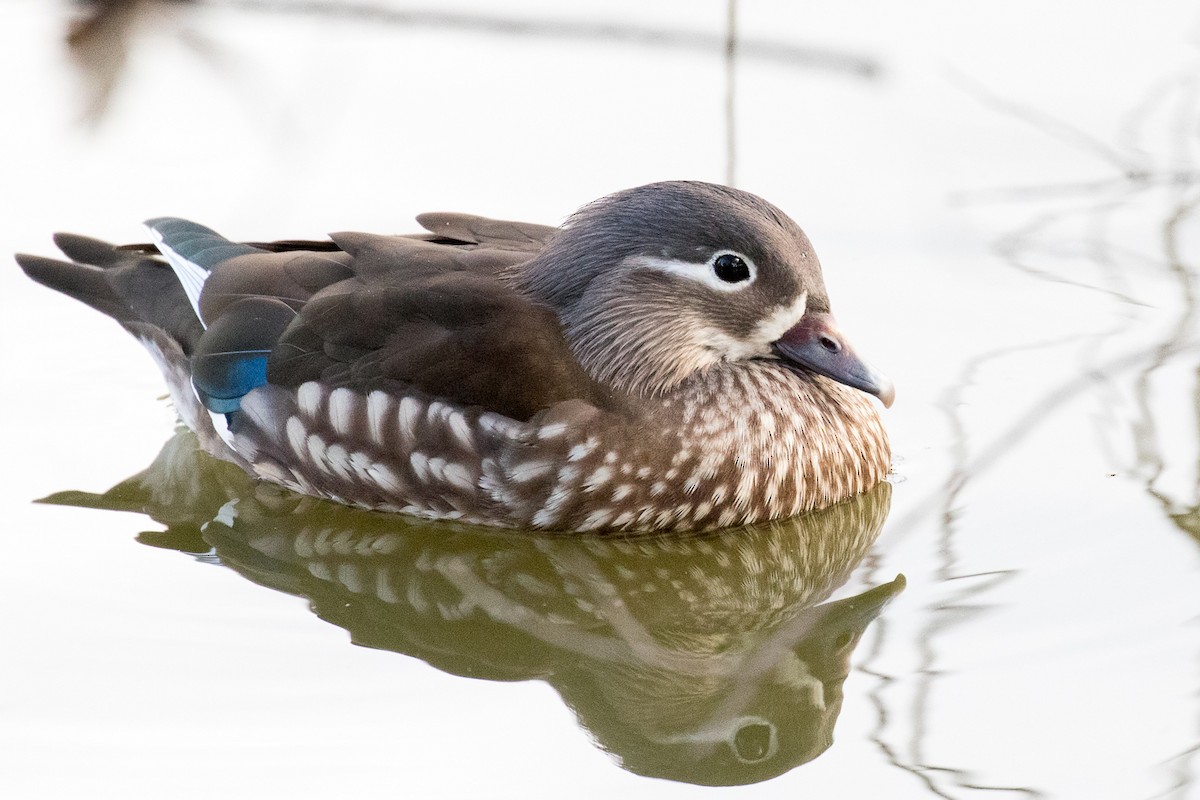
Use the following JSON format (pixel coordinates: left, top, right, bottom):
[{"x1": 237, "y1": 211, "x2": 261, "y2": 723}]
[
  {"x1": 579, "y1": 508, "x2": 614, "y2": 530},
  {"x1": 307, "y1": 434, "x2": 329, "y2": 473},
  {"x1": 556, "y1": 465, "x2": 580, "y2": 486},
  {"x1": 286, "y1": 416, "x2": 307, "y2": 458},
  {"x1": 328, "y1": 388, "x2": 356, "y2": 436},
  {"x1": 298, "y1": 382, "x2": 323, "y2": 419},
  {"x1": 397, "y1": 397, "x2": 421, "y2": 443},
  {"x1": 409, "y1": 452, "x2": 431, "y2": 483},
  {"x1": 510, "y1": 459, "x2": 553, "y2": 483},
  {"x1": 367, "y1": 391, "x2": 393, "y2": 446},
  {"x1": 442, "y1": 462, "x2": 475, "y2": 491},
  {"x1": 349, "y1": 450, "x2": 374, "y2": 483},
  {"x1": 292, "y1": 472, "x2": 316, "y2": 494},
  {"x1": 367, "y1": 463, "x2": 405, "y2": 495},
  {"x1": 427, "y1": 401, "x2": 450, "y2": 424},
  {"x1": 535, "y1": 479, "x2": 575, "y2": 526},
  {"x1": 325, "y1": 443, "x2": 354, "y2": 481},
  {"x1": 447, "y1": 411, "x2": 473, "y2": 450},
  {"x1": 718, "y1": 508, "x2": 741, "y2": 527},
  {"x1": 583, "y1": 465, "x2": 612, "y2": 491},
  {"x1": 567, "y1": 437, "x2": 599, "y2": 462}
]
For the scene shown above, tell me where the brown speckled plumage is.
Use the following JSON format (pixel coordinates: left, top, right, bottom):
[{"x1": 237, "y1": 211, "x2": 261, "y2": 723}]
[{"x1": 17, "y1": 181, "x2": 893, "y2": 532}]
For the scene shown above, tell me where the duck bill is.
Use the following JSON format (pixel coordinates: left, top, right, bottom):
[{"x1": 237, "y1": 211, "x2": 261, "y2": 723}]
[{"x1": 773, "y1": 312, "x2": 895, "y2": 408}]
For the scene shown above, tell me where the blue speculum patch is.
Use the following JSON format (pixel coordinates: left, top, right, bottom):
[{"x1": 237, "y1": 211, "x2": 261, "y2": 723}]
[{"x1": 194, "y1": 353, "x2": 269, "y2": 413}]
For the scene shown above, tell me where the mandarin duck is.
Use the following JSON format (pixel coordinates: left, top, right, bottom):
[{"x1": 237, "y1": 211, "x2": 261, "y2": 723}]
[{"x1": 17, "y1": 181, "x2": 893, "y2": 532}]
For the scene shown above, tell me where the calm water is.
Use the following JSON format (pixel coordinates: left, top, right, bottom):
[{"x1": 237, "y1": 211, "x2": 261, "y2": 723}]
[{"x1": 2, "y1": 1, "x2": 1198, "y2": 798}]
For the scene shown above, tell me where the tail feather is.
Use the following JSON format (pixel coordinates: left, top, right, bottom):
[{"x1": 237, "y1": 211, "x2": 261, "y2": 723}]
[
  {"x1": 20, "y1": 221, "x2": 287, "y2": 420},
  {"x1": 54, "y1": 233, "x2": 137, "y2": 268},
  {"x1": 17, "y1": 251, "x2": 134, "y2": 323},
  {"x1": 17, "y1": 234, "x2": 251, "y2": 468},
  {"x1": 16, "y1": 236, "x2": 205, "y2": 354}
]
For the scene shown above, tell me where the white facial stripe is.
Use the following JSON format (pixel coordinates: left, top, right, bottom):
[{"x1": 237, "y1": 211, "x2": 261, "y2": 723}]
[
  {"x1": 699, "y1": 326, "x2": 764, "y2": 360},
  {"x1": 753, "y1": 291, "x2": 808, "y2": 345},
  {"x1": 631, "y1": 250, "x2": 758, "y2": 293}
]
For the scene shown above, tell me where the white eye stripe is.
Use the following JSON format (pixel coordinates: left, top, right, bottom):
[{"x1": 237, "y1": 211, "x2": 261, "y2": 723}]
[{"x1": 630, "y1": 250, "x2": 758, "y2": 293}]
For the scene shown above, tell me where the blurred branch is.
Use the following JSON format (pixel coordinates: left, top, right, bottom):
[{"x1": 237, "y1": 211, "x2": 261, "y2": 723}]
[
  {"x1": 221, "y1": 0, "x2": 881, "y2": 77},
  {"x1": 945, "y1": 68, "x2": 1138, "y2": 173},
  {"x1": 65, "y1": 0, "x2": 881, "y2": 123}
]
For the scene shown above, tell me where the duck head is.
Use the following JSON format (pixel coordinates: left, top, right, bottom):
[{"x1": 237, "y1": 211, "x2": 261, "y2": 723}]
[{"x1": 516, "y1": 181, "x2": 894, "y2": 406}]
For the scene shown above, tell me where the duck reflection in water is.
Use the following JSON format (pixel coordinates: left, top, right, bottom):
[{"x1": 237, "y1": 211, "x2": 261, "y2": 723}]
[{"x1": 45, "y1": 430, "x2": 903, "y2": 787}]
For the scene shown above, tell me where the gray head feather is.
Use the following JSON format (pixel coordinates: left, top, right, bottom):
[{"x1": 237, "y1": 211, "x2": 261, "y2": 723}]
[{"x1": 513, "y1": 182, "x2": 831, "y2": 396}]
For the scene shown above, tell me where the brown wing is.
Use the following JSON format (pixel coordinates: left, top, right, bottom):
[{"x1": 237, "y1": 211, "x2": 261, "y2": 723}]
[
  {"x1": 259, "y1": 232, "x2": 613, "y2": 422},
  {"x1": 27, "y1": 214, "x2": 597, "y2": 423},
  {"x1": 114, "y1": 210, "x2": 556, "y2": 255}
]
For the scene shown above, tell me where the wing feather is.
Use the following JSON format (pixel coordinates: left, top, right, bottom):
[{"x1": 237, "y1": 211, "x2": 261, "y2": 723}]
[{"x1": 258, "y1": 233, "x2": 611, "y2": 421}]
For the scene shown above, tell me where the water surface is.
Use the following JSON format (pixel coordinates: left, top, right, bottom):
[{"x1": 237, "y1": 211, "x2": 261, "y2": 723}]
[{"x1": 2, "y1": 1, "x2": 1198, "y2": 798}]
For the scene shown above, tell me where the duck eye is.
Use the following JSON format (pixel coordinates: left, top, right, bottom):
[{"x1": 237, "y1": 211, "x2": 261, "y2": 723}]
[{"x1": 712, "y1": 252, "x2": 752, "y2": 284}]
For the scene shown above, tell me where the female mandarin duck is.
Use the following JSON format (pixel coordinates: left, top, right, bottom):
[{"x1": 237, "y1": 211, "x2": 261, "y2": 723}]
[{"x1": 17, "y1": 181, "x2": 893, "y2": 532}]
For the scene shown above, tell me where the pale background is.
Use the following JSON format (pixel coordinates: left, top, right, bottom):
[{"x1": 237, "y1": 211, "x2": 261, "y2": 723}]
[{"x1": 2, "y1": 1, "x2": 1198, "y2": 798}]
